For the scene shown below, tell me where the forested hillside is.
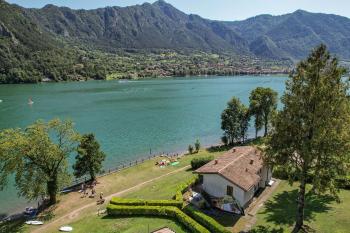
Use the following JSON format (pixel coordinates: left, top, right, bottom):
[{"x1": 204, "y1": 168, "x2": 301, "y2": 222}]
[{"x1": 1, "y1": 0, "x2": 350, "y2": 83}]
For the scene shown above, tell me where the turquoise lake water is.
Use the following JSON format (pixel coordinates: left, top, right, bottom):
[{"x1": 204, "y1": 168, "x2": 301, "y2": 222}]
[{"x1": 0, "y1": 75, "x2": 287, "y2": 215}]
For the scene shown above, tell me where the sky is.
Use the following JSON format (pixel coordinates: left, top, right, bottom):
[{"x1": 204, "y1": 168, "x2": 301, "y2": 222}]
[{"x1": 6, "y1": 0, "x2": 350, "y2": 21}]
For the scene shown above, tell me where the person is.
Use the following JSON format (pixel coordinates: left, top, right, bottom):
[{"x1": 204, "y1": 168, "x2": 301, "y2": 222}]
[
  {"x1": 97, "y1": 192, "x2": 105, "y2": 205},
  {"x1": 83, "y1": 187, "x2": 88, "y2": 198},
  {"x1": 90, "y1": 188, "x2": 96, "y2": 198}
]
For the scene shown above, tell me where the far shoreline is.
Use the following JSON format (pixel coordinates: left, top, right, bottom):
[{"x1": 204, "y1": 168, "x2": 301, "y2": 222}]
[{"x1": 0, "y1": 73, "x2": 290, "y2": 86}]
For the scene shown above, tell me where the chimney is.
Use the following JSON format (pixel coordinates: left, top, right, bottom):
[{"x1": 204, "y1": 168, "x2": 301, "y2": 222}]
[{"x1": 214, "y1": 159, "x2": 218, "y2": 165}]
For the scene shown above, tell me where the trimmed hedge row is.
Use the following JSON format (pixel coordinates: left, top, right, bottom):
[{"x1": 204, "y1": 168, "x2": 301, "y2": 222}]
[
  {"x1": 107, "y1": 204, "x2": 210, "y2": 233},
  {"x1": 110, "y1": 197, "x2": 182, "y2": 208},
  {"x1": 191, "y1": 156, "x2": 214, "y2": 170},
  {"x1": 184, "y1": 205, "x2": 231, "y2": 233},
  {"x1": 174, "y1": 176, "x2": 198, "y2": 201}
]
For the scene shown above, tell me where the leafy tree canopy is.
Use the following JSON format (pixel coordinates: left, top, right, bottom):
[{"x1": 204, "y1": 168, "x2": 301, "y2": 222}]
[
  {"x1": 0, "y1": 119, "x2": 79, "y2": 204},
  {"x1": 73, "y1": 133, "x2": 106, "y2": 181},
  {"x1": 265, "y1": 44, "x2": 350, "y2": 232}
]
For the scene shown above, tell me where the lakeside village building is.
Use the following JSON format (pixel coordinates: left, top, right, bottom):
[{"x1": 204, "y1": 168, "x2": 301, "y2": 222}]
[{"x1": 195, "y1": 146, "x2": 272, "y2": 214}]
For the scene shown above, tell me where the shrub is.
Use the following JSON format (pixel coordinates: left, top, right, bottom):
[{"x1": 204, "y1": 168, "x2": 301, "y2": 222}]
[
  {"x1": 191, "y1": 156, "x2": 214, "y2": 170},
  {"x1": 184, "y1": 205, "x2": 231, "y2": 233},
  {"x1": 107, "y1": 204, "x2": 210, "y2": 233},
  {"x1": 221, "y1": 135, "x2": 228, "y2": 145},
  {"x1": 188, "y1": 144, "x2": 194, "y2": 154},
  {"x1": 110, "y1": 197, "x2": 182, "y2": 208},
  {"x1": 195, "y1": 139, "x2": 201, "y2": 152},
  {"x1": 174, "y1": 176, "x2": 199, "y2": 201}
]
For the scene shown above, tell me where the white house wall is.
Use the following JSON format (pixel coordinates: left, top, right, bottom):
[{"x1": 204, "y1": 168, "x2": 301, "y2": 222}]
[{"x1": 202, "y1": 174, "x2": 246, "y2": 207}]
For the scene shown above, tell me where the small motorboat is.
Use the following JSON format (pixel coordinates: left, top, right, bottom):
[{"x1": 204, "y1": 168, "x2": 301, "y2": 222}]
[
  {"x1": 28, "y1": 98, "x2": 34, "y2": 105},
  {"x1": 0, "y1": 99, "x2": 3, "y2": 103}
]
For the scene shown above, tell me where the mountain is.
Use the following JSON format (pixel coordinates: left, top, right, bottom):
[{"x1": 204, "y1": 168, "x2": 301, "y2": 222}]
[
  {"x1": 227, "y1": 10, "x2": 350, "y2": 60},
  {"x1": 24, "y1": 0, "x2": 248, "y2": 54},
  {"x1": 1, "y1": 0, "x2": 350, "y2": 83},
  {"x1": 2, "y1": 0, "x2": 350, "y2": 60}
]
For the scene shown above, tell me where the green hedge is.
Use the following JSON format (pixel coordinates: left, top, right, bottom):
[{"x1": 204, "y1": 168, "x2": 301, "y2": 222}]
[
  {"x1": 191, "y1": 156, "x2": 214, "y2": 170},
  {"x1": 184, "y1": 205, "x2": 231, "y2": 233},
  {"x1": 174, "y1": 176, "x2": 198, "y2": 201},
  {"x1": 107, "y1": 204, "x2": 210, "y2": 233},
  {"x1": 110, "y1": 197, "x2": 182, "y2": 208}
]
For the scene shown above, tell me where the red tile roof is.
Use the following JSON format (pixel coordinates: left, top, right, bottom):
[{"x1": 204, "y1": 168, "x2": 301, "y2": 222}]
[{"x1": 195, "y1": 146, "x2": 264, "y2": 191}]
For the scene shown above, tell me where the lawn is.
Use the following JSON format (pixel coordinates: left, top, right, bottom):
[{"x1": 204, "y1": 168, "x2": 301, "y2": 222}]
[
  {"x1": 252, "y1": 181, "x2": 350, "y2": 233},
  {"x1": 69, "y1": 216, "x2": 189, "y2": 233},
  {"x1": 19, "y1": 148, "x2": 226, "y2": 233}
]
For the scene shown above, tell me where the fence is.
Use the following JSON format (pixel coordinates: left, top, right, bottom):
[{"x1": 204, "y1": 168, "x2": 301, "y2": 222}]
[{"x1": 63, "y1": 150, "x2": 185, "y2": 191}]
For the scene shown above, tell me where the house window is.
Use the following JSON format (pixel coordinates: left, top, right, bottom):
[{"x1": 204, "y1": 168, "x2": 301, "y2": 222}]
[{"x1": 227, "y1": 185, "x2": 233, "y2": 196}]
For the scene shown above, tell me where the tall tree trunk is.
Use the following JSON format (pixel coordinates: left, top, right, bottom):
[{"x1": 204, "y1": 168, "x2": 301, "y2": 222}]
[
  {"x1": 255, "y1": 127, "x2": 258, "y2": 139},
  {"x1": 47, "y1": 175, "x2": 58, "y2": 205},
  {"x1": 89, "y1": 167, "x2": 95, "y2": 181},
  {"x1": 264, "y1": 115, "x2": 268, "y2": 136},
  {"x1": 292, "y1": 177, "x2": 306, "y2": 233}
]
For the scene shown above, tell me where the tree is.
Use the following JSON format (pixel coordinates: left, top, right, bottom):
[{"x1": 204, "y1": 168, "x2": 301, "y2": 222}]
[
  {"x1": 0, "y1": 119, "x2": 79, "y2": 205},
  {"x1": 188, "y1": 145, "x2": 194, "y2": 154},
  {"x1": 194, "y1": 139, "x2": 201, "y2": 152},
  {"x1": 73, "y1": 133, "x2": 106, "y2": 181},
  {"x1": 265, "y1": 45, "x2": 350, "y2": 233},
  {"x1": 221, "y1": 97, "x2": 250, "y2": 144},
  {"x1": 249, "y1": 87, "x2": 278, "y2": 137}
]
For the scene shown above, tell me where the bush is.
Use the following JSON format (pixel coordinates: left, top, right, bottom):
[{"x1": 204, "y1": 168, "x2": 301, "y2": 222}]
[
  {"x1": 184, "y1": 205, "x2": 231, "y2": 233},
  {"x1": 191, "y1": 156, "x2": 214, "y2": 170},
  {"x1": 107, "y1": 204, "x2": 210, "y2": 233},
  {"x1": 188, "y1": 145, "x2": 194, "y2": 154},
  {"x1": 195, "y1": 139, "x2": 201, "y2": 152},
  {"x1": 110, "y1": 197, "x2": 183, "y2": 208},
  {"x1": 174, "y1": 176, "x2": 199, "y2": 201}
]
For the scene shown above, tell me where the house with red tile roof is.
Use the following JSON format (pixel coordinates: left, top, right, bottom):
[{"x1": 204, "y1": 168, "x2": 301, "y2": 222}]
[{"x1": 195, "y1": 146, "x2": 271, "y2": 209}]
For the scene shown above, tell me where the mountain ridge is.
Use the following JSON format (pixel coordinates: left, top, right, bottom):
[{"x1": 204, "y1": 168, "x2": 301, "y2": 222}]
[{"x1": 1, "y1": 0, "x2": 350, "y2": 83}]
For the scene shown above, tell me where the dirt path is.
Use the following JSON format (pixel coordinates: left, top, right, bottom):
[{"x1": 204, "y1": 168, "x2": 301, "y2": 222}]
[{"x1": 32, "y1": 165, "x2": 191, "y2": 233}]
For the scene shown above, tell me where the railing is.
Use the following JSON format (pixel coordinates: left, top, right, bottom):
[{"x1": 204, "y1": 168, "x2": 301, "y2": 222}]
[{"x1": 63, "y1": 151, "x2": 185, "y2": 191}]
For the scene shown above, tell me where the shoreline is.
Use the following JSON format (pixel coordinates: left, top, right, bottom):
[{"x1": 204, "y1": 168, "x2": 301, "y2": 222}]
[
  {"x1": 0, "y1": 73, "x2": 289, "y2": 85},
  {"x1": 0, "y1": 140, "x2": 222, "y2": 219}
]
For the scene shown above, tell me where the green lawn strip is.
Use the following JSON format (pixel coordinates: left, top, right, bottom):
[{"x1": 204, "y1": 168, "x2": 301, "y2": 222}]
[
  {"x1": 69, "y1": 215, "x2": 190, "y2": 233},
  {"x1": 253, "y1": 181, "x2": 350, "y2": 233},
  {"x1": 20, "y1": 149, "x2": 225, "y2": 233},
  {"x1": 107, "y1": 204, "x2": 210, "y2": 233},
  {"x1": 123, "y1": 172, "x2": 197, "y2": 200},
  {"x1": 107, "y1": 176, "x2": 231, "y2": 233}
]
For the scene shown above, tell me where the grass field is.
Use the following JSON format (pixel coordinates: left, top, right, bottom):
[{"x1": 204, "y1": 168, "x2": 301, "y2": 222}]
[
  {"x1": 16, "y1": 148, "x2": 226, "y2": 233},
  {"x1": 252, "y1": 181, "x2": 350, "y2": 233},
  {"x1": 70, "y1": 216, "x2": 190, "y2": 233}
]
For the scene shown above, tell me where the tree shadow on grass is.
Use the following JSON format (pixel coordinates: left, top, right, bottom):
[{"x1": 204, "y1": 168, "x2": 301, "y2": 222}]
[
  {"x1": 260, "y1": 189, "x2": 335, "y2": 226},
  {"x1": 205, "y1": 209, "x2": 241, "y2": 228},
  {"x1": 248, "y1": 225, "x2": 284, "y2": 233}
]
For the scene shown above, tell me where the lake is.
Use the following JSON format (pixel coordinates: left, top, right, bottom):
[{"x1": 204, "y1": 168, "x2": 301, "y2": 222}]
[{"x1": 0, "y1": 75, "x2": 287, "y2": 215}]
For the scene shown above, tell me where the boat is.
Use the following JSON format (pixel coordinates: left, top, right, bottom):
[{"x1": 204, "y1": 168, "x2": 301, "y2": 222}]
[
  {"x1": 28, "y1": 98, "x2": 34, "y2": 105},
  {"x1": 0, "y1": 100, "x2": 2, "y2": 103},
  {"x1": 59, "y1": 226, "x2": 73, "y2": 232},
  {"x1": 25, "y1": 220, "x2": 44, "y2": 225}
]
